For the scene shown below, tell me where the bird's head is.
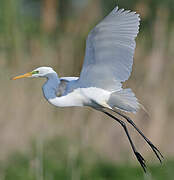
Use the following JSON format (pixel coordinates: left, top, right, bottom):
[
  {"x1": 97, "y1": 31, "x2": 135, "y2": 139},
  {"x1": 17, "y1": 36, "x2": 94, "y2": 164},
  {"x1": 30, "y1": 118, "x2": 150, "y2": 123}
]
[{"x1": 12, "y1": 67, "x2": 56, "y2": 80}]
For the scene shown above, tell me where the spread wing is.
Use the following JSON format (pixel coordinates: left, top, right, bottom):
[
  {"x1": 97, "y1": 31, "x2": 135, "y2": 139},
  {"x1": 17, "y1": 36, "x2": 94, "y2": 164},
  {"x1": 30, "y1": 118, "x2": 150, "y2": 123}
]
[{"x1": 78, "y1": 6, "x2": 140, "y2": 91}]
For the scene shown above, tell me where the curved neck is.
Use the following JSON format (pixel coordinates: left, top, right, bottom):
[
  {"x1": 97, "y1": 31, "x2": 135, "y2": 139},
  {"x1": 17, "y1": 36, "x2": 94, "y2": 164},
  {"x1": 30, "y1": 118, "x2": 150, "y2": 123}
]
[
  {"x1": 42, "y1": 72, "x2": 60, "y2": 100},
  {"x1": 42, "y1": 73, "x2": 82, "y2": 107}
]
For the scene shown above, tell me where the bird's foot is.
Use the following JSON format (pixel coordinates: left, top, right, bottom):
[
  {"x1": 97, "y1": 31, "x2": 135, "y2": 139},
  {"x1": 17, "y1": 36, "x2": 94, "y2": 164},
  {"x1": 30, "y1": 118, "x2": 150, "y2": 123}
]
[
  {"x1": 148, "y1": 142, "x2": 164, "y2": 163},
  {"x1": 135, "y1": 151, "x2": 147, "y2": 173}
]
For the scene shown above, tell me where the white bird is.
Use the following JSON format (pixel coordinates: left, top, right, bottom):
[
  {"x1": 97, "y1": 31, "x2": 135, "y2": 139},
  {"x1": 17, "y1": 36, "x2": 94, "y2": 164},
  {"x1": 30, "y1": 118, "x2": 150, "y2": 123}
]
[{"x1": 12, "y1": 6, "x2": 163, "y2": 172}]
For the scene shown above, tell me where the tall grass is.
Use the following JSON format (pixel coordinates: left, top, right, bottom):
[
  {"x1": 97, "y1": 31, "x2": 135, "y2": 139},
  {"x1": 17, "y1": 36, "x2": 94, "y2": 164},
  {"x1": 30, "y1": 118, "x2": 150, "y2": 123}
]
[{"x1": 1, "y1": 136, "x2": 174, "y2": 180}]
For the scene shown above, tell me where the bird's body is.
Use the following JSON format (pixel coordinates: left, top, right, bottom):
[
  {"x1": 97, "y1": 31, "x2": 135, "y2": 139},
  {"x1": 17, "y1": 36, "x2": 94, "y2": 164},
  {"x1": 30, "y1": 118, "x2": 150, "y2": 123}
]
[
  {"x1": 13, "y1": 6, "x2": 163, "y2": 172},
  {"x1": 43, "y1": 75, "x2": 111, "y2": 109},
  {"x1": 42, "y1": 73, "x2": 138, "y2": 112}
]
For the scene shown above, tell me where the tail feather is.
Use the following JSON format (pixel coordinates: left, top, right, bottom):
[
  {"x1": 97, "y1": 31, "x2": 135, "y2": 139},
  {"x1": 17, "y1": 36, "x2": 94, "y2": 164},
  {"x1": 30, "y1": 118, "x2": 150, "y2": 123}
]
[{"x1": 108, "y1": 88, "x2": 140, "y2": 113}]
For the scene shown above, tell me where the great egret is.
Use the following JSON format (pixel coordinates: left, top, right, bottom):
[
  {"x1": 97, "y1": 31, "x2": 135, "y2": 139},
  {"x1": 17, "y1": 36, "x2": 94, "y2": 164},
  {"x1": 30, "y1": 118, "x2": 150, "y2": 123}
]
[{"x1": 12, "y1": 6, "x2": 163, "y2": 172}]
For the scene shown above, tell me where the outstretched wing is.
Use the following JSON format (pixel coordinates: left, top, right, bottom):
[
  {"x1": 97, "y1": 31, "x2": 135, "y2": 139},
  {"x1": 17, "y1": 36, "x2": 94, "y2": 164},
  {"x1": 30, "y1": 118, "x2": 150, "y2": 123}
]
[{"x1": 78, "y1": 6, "x2": 140, "y2": 91}]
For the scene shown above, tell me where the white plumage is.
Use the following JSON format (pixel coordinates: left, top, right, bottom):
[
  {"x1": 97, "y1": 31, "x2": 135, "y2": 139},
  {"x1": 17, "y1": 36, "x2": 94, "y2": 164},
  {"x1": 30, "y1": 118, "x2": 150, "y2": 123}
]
[{"x1": 79, "y1": 6, "x2": 140, "y2": 90}]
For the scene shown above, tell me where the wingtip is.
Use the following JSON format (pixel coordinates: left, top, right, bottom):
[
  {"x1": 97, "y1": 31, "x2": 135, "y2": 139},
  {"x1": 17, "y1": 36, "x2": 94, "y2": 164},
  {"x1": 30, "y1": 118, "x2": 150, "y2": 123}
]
[
  {"x1": 113, "y1": 6, "x2": 119, "y2": 13},
  {"x1": 114, "y1": 5, "x2": 141, "y2": 22},
  {"x1": 115, "y1": 6, "x2": 119, "y2": 11}
]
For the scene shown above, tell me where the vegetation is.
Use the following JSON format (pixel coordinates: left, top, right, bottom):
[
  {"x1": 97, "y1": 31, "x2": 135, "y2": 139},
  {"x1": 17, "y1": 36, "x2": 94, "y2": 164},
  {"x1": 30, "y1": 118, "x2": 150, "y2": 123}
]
[{"x1": 1, "y1": 137, "x2": 174, "y2": 180}]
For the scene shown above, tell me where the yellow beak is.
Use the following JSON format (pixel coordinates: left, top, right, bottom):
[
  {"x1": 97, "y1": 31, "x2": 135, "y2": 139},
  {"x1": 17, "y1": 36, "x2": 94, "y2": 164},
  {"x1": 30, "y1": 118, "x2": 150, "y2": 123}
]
[{"x1": 12, "y1": 72, "x2": 32, "y2": 80}]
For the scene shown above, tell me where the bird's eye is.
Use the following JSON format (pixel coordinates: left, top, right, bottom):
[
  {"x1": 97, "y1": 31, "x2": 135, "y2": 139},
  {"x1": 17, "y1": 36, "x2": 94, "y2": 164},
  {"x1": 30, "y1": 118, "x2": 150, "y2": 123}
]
[{"x1": 32, "y1": 70, "x2": 39, "y2": 74}]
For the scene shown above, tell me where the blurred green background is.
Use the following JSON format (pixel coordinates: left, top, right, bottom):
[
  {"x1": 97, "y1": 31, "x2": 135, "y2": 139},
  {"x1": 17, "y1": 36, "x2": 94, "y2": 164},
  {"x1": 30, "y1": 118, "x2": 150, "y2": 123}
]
[{"x1": 0, "y1": 0, "x2": 174, "y2": 179}]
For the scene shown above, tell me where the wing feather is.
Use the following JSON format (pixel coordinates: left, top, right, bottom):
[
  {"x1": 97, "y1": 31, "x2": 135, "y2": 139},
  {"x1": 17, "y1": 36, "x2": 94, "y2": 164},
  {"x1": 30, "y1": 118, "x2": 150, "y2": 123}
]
[{"x1": 78, "y1": 6, "x2": 140, "y2": 91}]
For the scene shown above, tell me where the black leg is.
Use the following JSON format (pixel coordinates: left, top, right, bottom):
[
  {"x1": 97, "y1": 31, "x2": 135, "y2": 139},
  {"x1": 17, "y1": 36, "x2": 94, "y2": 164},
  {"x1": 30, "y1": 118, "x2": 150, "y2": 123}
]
[
  {"x1": 103, "y1": 111, "x2": 147, "y2": 173},
  {"x1": 115, "y1": 111, "x2": 164, "y2": 163}
]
